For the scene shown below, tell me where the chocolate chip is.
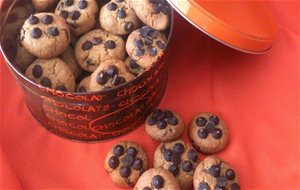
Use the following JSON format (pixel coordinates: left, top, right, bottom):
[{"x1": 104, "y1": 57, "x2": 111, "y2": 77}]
[
  {"x1": 123, "y1": 154, "x2": 134, "y2": 167},
  {"x1": 160, "y1": 3, "x2": 170, "y2": 15},
  {"x1": 198, "y1": 182, "x2": 210, "y2": 190},
  {"x1": 41, "y1": 15, "x2": 53, "y2": 25},
  {"x1": 129, "y1": 59, "x2": 139, "y2": 69},
  {"x1": 187, "y1": 149, "x2": 198, "y2": 162},
  {"x1": 215, "y1": 187, "x2": 223, "y2": 190},
  {"x1": 105, "y1": 40, "x2": 116, "y2": 49},
  {"x1": 198, "y1": 128, "x2": 208, "y2": 139},
  {"x1": 156, "y1": 40, "x2": 166, "y2": 50},
  {"x1": 173, "y1": 143, "x2": 185, "y2": 154},
  {"x1": 117, "y1": 9, "x2": 126, "y2": 18},
  {"x1": 132, "y1": 158, "x2": 143, "y2": 170},
  {"x1": 65, "y1": 0, "x2": 73, "y2": 6},
  {"x1": 216, "y1": 176, "x2": 227, "y2": 187},
  {"x1": 127, "y1": 147, "x2": 137, "y2": 157},
  {"x1": 152, "y1": 109, "x2": 162, "y2": 118},
  {"x1": 108, "y1": 156, "x2": 119, "y2": 169},
  {"x1": 209, "y1": 115, "x2": 220, "y2": 125},
  {"x1": 28, "y1": 15, "x2": 39, "y2": 25},
  {"x1": 32, "y1": 65, "x2": 43, "y2": 78},
  {"x1": 41, "y1": 77, "x2": 52, "y2": 88},
  {"x1": 134, "y1": 38, "x2": 144, "y2": 48},
  {"x1": 147, "y1": 46, "x2": 157, "y2": 56},
  {"x1": 167, "y1": 117, "x2": 178, "y2": 125},
  {"x1": 164, "y1": 110, "x2": 174, "y2": 118},
  {"x1": 163, "y1": 148, "x2": 173, "y2": 161},
  {"x1": 92, "y1": 37, "x2": 102, "y2": 45},
  {"x1": 144, "y1": 36, "x2": 154, "y2": 46},
  {"x1": 70, "y1": 11, "x2": 81, "y2": 20},
  {"x1": 30, "y1": 27, "x2": 42, "y2": 39},
  {"x1": 55, "y1": 85, "x2": 67, "y2": 91},
  {"x1": 86, "y1": 58, "x2": 94, "y2": 65},
  {"x1": 149, "y1": 30, "x2": 158, "y2": 39},
  {"x1": 107, "y1": 2, "x2": 117, "y2": 11},
  {"x1": 208, "y1": 165, "x2": 221, "y2": 177},
  {"x1": 231, "y1": 183, "x2": 240, "y2": 190},
  {"x1": 78, "y1": 0, "x2": 88, "y2": 9},
  {"x1": 82, "y1": 41, "x2": 93, "y2": 50},
  {"x1": 205, "y1": 121, "x2": 216, "y2": 132},
  {"x1": 112, "y1": 75, "x2": 126, "y2": 86},
  {"x1": 152, "y1": 175, "x2": 164, "y2": 189},
  {"x1": 125, "y1": 22, "x2": 134, "y2": 32},
  {"x1": 96, "y1": 71, "x2": 108, "y2": 85},
  {"x1": 147, "y1": 116, "x2": 157, "y2": 126},
  {"x1": 142, "y1": 187, "x2": 151, "y2": 190},
  {"x1": 47, "y1": 27, "x2": 59, "y2": 37},
  {"x1": 139, "y1": 26, "x2": 151, "y2": 38},
  {"x1": 225, "y1": 169, "x2": 236, "y2": 180},
  {"x1": 182, "y1": 161, "x2": 193, "y2": 172},
  {"x1": 113, "y1": 145, "x2": 124, "y2": 156},
  {"x1": 134, "y1": 47, "x2": 145, "y2": 57},
  {"x1": 69, "y1": 22, "x2": 78, "y2": 29},
  {"x1": 212, "y1": 128, "x2": 222, "y2": 139},
  {"x1": 116, "y1": 0, "x2": 124, "y2": 2},
  {"x1": 157, "y1": 120, "x2": 167, "y2": 129},
  {"x1": 168, "y1": 164, "x2": 179, "y2": 176},
  {"x1": 196, "y1": 117, "x2": 207, "y2": 127},
  {"x1": 59, "y1": 10, "x2": 69, "y2": 19},
  {"x1": 106, "y1": 66, "x2": 118, "y2": 78},
  {"x1": 119, "y1": 166, "x2": 131, "y2": 178},
  {"x1": 78, "y1": 86, "x2": 87, "y2": 92},
  {"x1": 153, "y1": 4, "x2": 160, "y2": 14},
  {"x1": 171, "y1": 152, "x2": 181, "y2": 165}
]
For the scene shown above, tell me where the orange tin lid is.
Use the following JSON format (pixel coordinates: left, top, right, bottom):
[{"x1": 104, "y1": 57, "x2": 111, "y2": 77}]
[{"x1": 167, "y1": 0, "x2": 278, "y2": 54}]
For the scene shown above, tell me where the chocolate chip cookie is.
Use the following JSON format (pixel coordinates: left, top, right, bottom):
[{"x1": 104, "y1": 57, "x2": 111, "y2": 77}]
[
  {"x1": 189, "y1": 113, "x2": 229, "y2": 154},
  {"x1": 75, "y1": 29, "x2": 126, "y2": 72},
  {"x1": 134, "y1": 168, "x2": 180, "y2": 190},
  {"x1": 153, "y1": 140, "x2": 199, "y2": 190},
  {"x1": 90, "y1": 59, "x2": 134, "y2": 91},
  {"x1": 77, "y1": 76, "x2": 91, "y2": 92},
  {"x1": 129, "y1": 0, "x2": 170, "y2": 31},
  {"x1": 100, "y1": 0, "x2": 140, "y2": 35},
  {"x1": 145, "y1": 109, "x2": 184, "y2": 142},
  {"x1": 25, "y1": 58, "x2": 76, "y2": 91},
  {"x1": 124, "y1": 57, "x2": 144, "y2": 76},
  {"x1": 61, "y1": 47, "x2": 82, "y2": 79},
  {"x1": 20, "y1": 13, "x2": 70, "y2": 59},
  {"x1": 194, "y1": 156, "x2": 240, "y2": 190},
  {"x1": 32, "y1": 0, "x2": 59, "y2": 11},
  {"x1": 55, "y1": 0, "x2": 99, "y2": 36},
  {"x1": 126, "y1": 26, "x2": 167, "y2": 69},
  {"x1": 104, "y1": 141, "x2": 148, "y2": 188},
  {"x1": 15, "y1": 41, "x2": 36, "y2": 71}
]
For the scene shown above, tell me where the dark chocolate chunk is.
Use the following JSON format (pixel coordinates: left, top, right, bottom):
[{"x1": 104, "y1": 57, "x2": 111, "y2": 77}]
[
  {"x1": 96, "y1": 71, "x2": 108, "y2": 85},
  {"x1": 132, "y1": 158, "x2": 143, "y2": 170},
  {"x1": 153, "y1": 4, "x2": 160, "y2": 14},
  {"x1": 196, "y1": 117, "x2": 207, "y2": 127},
  {"x1": 157, "y1": 120, "x2": 167, "y2": 129},
  {"x1": 225, "y1": 169, "x2": 236, "y2": 180},
  {"x1": 123, "y1": 154, "x2": 134, "y2": 166},
  {"x1": 168, "y1": 164, "x2": 179, "y2": 176},
  {"x1": 198, "y1": 128, "x2": 208, "y2": 139},
  {"x1": 142, "y1": 187, "x2": 151, "y2": 190},
  {"x1": 216, "y1": 176, "x2": 227, "y2": 187},
  {"x1": 105, "y1": 40, "x2": 116, "y2": 49},
  {"x1": 125, "y1": 22, "x2": 134, "y2": 32},
  {"x1": 156, "y1": 40, "x2": 166, "y2": 50},
  {"x1": 171, "y1": 152, "x2": 181, "y2": 165},
  {"x1": 205, "y1": 121, "x2": 216, "y2": 132},
  {"x1": 70, "y1": 11, "x2": 81, "y2": 20},
  {"x1": 173, "y1": 143, "x2": 185, "y2": 154},
  {"x1": 198, "y1": 182, "x2": 210, "y2": 190},
  {"x1": 134, "y1": 47, "x2": 145, "y2": 57},
  {"x1": 152, "y1": 175, "x2": 164, "y2": 189},
  {"x1": 78, "y1": 86, "x2": 87, "y2": 92},
  {"x1": 144, "y1": 36, "x2": 153, "y2": 46},
  {"x1": 231, "y1": 183, "x2": 240, "y2": 190},
  {"x1": 127, "y1": 147, "x2": 137, "y2": 157},
  {"x1": 92, "y1": 37, "x2": 102, "y2": 45},
  {"x1": 160, "y1": 3, "x2": 170, "y2": 15},
  {"x1": 147, "y1": 46, "x2": 157, "y2": 56},
  {"x1": 117, "y1": 9, "x2": 126, "y2": 18},
  {"x1": 107, "y1": 2, "x2": 117, "y2": 11},
  {"x1": 156, "y1": 111, "x2": 165, "y2": 120},
  {"x1": 139, "y1": 26, "x2": 151, "y2": 38},
  {"x1": 164, "y1": 110, "x2": 174, "y2": 118},
  {"x1": 41, "y1": 77, "x2": 52, "y2": 88},
  {"x1": 59, "y1": 10, "x2": 69, "y2": 19},
  {"x1": 208, "y1": 165, "x2": 221, "y2": 177},
  {"x1": 152, "y1": 109, "x2": 162, "y2": 118},
  {"x1": 78, "y1": 0, "x2": 88, "y2": 9},
  {"x1": 187, "y1": 149, "x2": 198, "y2": 162},
  {"x1": 215, "y1": 186, "x2": 224, "y2": 190},
  {"x1": 65, "y1": 0, "x2": 73, "y2": 6},
  {"x1": 112, "y1": 75, "x2": 126, "y2": 86},
  {"x1": 30, "y1": 27, "x2": 42, "y2": 39},
  {"x1": 167, "y1": 117, "x2": 178, "y2": 125},
  {"x1": 209, "y1": 115, "x2": 220, "y2": 125},
  {"x1": 55, "y1": 85, "x2": 67, "y2": 91},
  {"x1": 86, "y1": 58, "x2": 94, "y2": 65},
  {"x1": 147, "y1": 116, "x2": 157, "y2": 126},
  {"x1": 182, "y1": 161, "x2": 193, "y2": 172},
  {"x1": 116, "y1": 0, "x2": 124, "y2": 2},
  {"x1": 106, "y1": 66, "x2": 119, "y2": 77},
  {"x1": 134, "y1": 38, "x2": 144, "y2": 48},
  {"x1": 163, "y1": 148, "x2": 173, "y2": 161},
  {"x1": 149, "y1": 30, "x2": 158, "y2": 39},
  {"x1": 108, "y1": 156, "x2": 119, "y2": 169},
  {"x1": 113, "y1": 145, "x2": 124, "y2": 156},
  {"x1": 28, "y1": 15, "x2": 39, "y2": 25},
  {"x1": 119, "y1": 166, "x2": 131, "y2": 178},
  {"x1": 47, "y1": 27, "x2": 59, "y2": 37},
  {"x1": 41, "y1": 15, "x2": 53, "y2": 25},
  {"x1": 82, "y1": 41, "x2": 93, "y2": 50},
  {"x1": 129, "y1": 59, "x2": 139, "y2": 69},
  {"x1": 212, "y1": 128, "x2": 222, "y2": 139},
  {"x1": 32, "y1": 65, "x2": 43, "y2": 78}
]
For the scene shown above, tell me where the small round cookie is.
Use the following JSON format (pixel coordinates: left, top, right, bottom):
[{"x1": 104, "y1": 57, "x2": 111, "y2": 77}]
[
  {"x1": 126, "y1": 26, "x2": 167, "y2": 68},
  {"x1": 145, "y1": 109, "x2": 184, "y2": 142},
  {"x1": 20, "y1": 13, "x2": 70, "y2": 58},
  {"x1": 189, "y1": 113, "x2": 229, "y2": 154},
  {"x1": 75, "y1": 29, "x2": 126, "y2": 72},
  {"x1": 32, "y1": 0, "x2": 59, "y2": 12},
  {"x1": 104, "y1": 141, "x2": 148, "y2": 188},
  {"x1": 90, "y1": 59, "x2": 134, "y2": 91},
  {"x1": 153, "y1": 140, "x2": 200, "y2": 190},
  {"x1": 61, "y1": 47, "x2": 82, "y2": 79},
  {"x1": 125, "y1": 57, "x2": 144, "y2": 76},
  {"x1": 77, "y1": 76, "x2": 91, "y2": 92},
  {"x1": 100, "y1": 0, "x2": 140, "y2": 35},
  {"x1": 194, "y1": 156, "x2": 240, "y2": 190},
  {"x1": 130, "y1": 0, "x2": 170, "y2": 31},
  {"x1": 55, "y1": 0, "x2": 99, "y2": 36},
  {"x1": 134, "y1": 168, "x2": 180, "y2": 190},
  {"x1": 25, "y1": 58, "x2": 76, "y2": 91},
  {"x1": 15, "y1": 41, "x2": 36, "y2": 71}
]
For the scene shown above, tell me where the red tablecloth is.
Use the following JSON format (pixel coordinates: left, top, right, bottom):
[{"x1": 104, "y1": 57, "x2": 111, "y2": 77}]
[{"x1": 1, "y1": 1, "x2": 299, "y2": 189}]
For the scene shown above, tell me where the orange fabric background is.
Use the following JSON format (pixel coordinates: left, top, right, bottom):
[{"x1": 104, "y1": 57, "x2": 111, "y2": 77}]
[{"x1": 1, "y1": 1, "x2": 299, "y2": 189}]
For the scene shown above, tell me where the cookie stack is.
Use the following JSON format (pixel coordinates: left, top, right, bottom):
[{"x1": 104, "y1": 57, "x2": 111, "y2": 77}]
[{"x1": 16, "y1": 0, "x2": 170, "y2": 92}]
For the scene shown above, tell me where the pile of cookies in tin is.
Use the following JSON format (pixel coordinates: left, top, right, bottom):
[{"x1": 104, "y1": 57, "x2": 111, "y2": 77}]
[
  {"x1": 105, "y1": 109, "x2": 241, "y2": 190},
  {"x1": 15, "y1": 0, "x2": 170, "y2": 92}
]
